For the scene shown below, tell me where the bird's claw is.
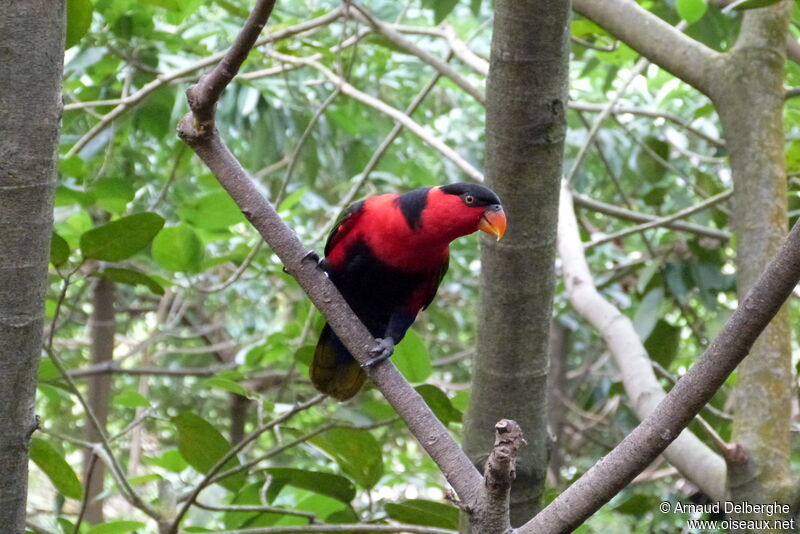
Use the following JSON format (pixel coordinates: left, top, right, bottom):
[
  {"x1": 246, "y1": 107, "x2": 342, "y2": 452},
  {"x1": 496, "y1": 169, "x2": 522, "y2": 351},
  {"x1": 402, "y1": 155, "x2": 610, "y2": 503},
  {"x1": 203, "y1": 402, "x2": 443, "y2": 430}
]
[
  {"x1": 302, "y1": 249, "x2": 322, "y2": 265},
  {"x1": 361, "y1": 337, "x2": 395, "y2": 368},
  {"x1": 283, "y1": 250, "x2": 323, "y2": 274}
]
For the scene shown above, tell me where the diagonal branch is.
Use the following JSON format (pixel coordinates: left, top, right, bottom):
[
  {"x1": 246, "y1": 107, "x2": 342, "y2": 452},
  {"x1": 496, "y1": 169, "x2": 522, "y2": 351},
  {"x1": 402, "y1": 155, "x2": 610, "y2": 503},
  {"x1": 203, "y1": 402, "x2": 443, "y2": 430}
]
[
  {"x1": 520, "y1": 184, "x2": 800, "y2": 532},
  {"x1": 176, "y1": 0, "x2": 484, "y2": 515},
  {"x1": 572, "y1": 0, "x2": 722, "y2": 96},
  {"x1": 556, "y1": 184, "x2": 726, "y2": 500}
]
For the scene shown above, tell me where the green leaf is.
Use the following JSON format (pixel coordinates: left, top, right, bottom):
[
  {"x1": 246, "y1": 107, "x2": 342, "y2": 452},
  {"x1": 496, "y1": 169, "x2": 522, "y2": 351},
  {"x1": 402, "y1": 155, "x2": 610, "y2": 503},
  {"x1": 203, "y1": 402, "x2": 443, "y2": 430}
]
[
  {"x1": 263, "y1": 468, "x2": 356, "y2": 503},
  {"x1": 200, "y1": 377, "x2": 249, "y2": 397},
  {"x1": 86, "y1": 521, "x2": 146, "y2": 534},
  {"x1": 134, "y1": 86, "x2": 176, "y2": 139},
  {"x1": 151, "y1": 225, "x2": 204, "y2": 272},
  {"x1": 29, "y1": 438, "x2": 82, "y2": 499},
  {"x1": 470, "y1": 0, "x2": 482, "y2": 16},
  {"x1": 66, "y1": 0, "x2": 93, "y2": 49},
  {"x1": 415, "y1": 384, "x2": 462, "y2": 425},
  {"x1": 310, "y1": 427, "x2": 384, "y2": 489},
  {"x1": 80, "y1": 212, "x2": 165, "y2": 262},
  {"x1": 392, "y1": 330, "x2": 431, "y2": 383},
  {"x1": 172, "y1": 412, "x2": 245, "y2": 491},
  {"x1": 636, "y1": 136, "x2": 670, "y2": 183},
  {"x1": 178, "y1": 191, "x2": 246, "y2": 231},
  {"x1": 633, "y1": 287, "x2": 664, "y2": 340},
  {"x1": 94, "y1": 267, "x2": 165, "y2": 295},
  {"x1": 90, "y1": 178, "x2": 135, "y2": 214},
  {"x1": 113, "y1": 390, "x2": 151, "y2": 408},
  {"x1": 50, "y1": 233, "x2": 70, "y2": 266},
  {"x1": 385, "y1": 499, "x2": 459, "y2": 530},
  {"x1": 431, "y1": 0, "x2": 459, "y2": 23},
  {"x1": 677, "y1": 0, "x2": 708, "y2": 23},
  {"x1": 644, "y1": 320, "x2": 682, "y2": 369},
  {"x1": 142, "y1": 449, "x2": 188, "y2": 473}
]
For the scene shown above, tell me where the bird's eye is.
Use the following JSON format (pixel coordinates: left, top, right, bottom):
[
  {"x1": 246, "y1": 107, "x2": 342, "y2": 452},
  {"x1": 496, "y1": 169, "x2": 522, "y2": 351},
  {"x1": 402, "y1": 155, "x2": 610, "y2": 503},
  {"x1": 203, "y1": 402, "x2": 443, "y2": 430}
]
[{"x1": 464, "y1": 194, "x2": 475, "y2": 205}]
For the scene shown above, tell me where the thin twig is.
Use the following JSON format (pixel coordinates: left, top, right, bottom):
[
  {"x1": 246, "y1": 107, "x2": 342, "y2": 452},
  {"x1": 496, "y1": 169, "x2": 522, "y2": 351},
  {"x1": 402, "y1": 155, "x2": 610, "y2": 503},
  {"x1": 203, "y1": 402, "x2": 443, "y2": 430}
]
[
  {"x1": 169, "y1": 395, "x2": 326, "y2": 533},
  {"x1": 585, "y1": 190, "x2": 732, "y2": 248}
]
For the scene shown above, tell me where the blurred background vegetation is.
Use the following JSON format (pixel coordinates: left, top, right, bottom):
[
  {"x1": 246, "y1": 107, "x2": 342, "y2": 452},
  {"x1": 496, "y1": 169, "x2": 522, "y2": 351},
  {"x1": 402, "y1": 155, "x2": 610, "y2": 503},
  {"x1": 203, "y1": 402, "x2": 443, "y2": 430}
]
[{"x1": 27, "y1": 0, "x2": 800, "y2": 532}]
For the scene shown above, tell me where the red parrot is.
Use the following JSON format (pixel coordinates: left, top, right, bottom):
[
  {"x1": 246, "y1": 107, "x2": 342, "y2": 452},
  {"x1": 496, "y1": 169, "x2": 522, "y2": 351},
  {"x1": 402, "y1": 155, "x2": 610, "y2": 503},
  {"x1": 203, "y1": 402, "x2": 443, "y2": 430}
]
[{"x1": 310, "y1": 183, "x2": 507, "y2": 400}]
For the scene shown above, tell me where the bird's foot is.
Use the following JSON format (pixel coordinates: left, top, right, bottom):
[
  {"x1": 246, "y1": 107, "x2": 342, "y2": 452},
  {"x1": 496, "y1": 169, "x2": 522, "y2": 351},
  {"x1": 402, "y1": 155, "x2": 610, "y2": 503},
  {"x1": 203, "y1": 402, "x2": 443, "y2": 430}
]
[
  {"x1": 361, "y1": 337, "x2": 395, "y2": 368},
  {"x1": 283, "y1": 250, "x2": 323, "y2": 274},
  {"x1": 301, "y1": 249, "x2": 322, "y2": 266}
]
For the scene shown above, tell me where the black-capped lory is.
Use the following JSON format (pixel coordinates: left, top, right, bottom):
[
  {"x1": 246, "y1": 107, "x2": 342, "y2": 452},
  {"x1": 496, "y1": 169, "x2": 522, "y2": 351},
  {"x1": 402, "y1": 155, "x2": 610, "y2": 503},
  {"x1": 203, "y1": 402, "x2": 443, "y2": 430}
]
[{"x1": 310, "y1": 183, "x2": 506, "y2": 401}]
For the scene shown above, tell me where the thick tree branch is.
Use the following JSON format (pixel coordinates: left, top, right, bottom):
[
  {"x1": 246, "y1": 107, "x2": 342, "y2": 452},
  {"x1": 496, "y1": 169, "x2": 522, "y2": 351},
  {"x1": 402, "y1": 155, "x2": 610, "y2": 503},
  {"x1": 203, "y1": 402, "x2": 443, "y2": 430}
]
[
  {"x1": 176, "y1": 0, "x2": 484, "y2": 514},
  {"x1": 521, "y1": 184, "x2": 800, "y2": 532},
  {"x1": 572, "y1": 0, "x2": 722, "y2": 96}
]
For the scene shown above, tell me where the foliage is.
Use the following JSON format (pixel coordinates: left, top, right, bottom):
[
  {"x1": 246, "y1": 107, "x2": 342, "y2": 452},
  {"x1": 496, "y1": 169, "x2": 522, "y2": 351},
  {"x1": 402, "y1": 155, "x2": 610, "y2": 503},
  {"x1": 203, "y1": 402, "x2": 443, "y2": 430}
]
[{"x1": 28, "y1": 0, "x2": 800, "y2": 532}]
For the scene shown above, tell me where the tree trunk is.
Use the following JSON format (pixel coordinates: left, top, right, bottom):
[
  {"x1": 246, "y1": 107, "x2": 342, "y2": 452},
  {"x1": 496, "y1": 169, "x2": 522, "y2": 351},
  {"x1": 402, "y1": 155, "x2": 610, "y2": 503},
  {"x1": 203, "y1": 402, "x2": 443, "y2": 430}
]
[
  {"x1": 84, "y1": 278, "x2": 116, "y2": 523},
  {"x1": 462, "y1": 0, "x2": 570, "y2": 525},
  {"x1": 710, "y1": 2, "x2": 794, "y2": 519},
  {"x1": 0, "y1": 1, "x2": 65, "y2": 531}
]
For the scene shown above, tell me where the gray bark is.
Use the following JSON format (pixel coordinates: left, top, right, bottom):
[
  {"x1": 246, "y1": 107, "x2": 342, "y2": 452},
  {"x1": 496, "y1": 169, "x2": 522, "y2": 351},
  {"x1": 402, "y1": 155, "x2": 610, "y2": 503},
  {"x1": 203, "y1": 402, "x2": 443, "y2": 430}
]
[
  {"x1": 462, "y1": 0, "x2": 570, "y2": 525},
  {"x1": 710, "y1": 3, "x2": 794, "y2": 516},
  {"x1": 0, "y1": 1, "x2": 65, "y2": 531},
  {"x1": 84, "y1": 278, "x2": 116, "y2": 523}
]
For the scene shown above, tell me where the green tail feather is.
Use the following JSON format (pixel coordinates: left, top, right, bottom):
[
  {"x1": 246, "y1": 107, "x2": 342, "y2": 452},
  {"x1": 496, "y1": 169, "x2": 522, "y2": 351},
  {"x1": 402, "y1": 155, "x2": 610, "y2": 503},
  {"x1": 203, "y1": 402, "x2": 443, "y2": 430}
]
[{"x1": 310, "y1": 324, "x2": 366, "y2": 401}]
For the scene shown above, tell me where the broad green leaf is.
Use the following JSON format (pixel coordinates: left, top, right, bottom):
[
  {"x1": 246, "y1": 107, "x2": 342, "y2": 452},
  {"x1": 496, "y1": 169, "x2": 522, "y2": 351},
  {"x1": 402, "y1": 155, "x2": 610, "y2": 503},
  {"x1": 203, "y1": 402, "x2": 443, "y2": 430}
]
[
  {"x1": 200, "y1": 377, "x2": 249, "y2": 397},
  {"x1": 385, "y1": 499, "x2": 459, "y2": 530},
  {"x1": 614, "y1": 493, "x2": 658, "y2": 515},
  {"x1": 415, "y1": 384, "x2": 462, "y2": 425},
  {"x1": 142, "y1": 449, "x2": 188, "y2": 473},
  {"x1": 86, "y1": 521, "x2": 146, "y2": 534},
  {"x1": 66, "y1": 0, "x2": 93, "y2": 49},
  {"x1": 392, "y1": 330, "x2": 431, "y2": 383},
  {"x1": 633, "y1": 287, "x2": 664, "y2": 340},
  {"x1": 310, "y1": 427, "x2": 384, "y2": 489},
  {"x1": 470, "y1": 0, "x2": 482, "y2": 16},
  {"x1": 644, "y1": 320, "x2": 682, "y2": 369},
  {"x1": 29, "y1": 438, "x2": 82, "y2": 499},
  {"x1": 91, "y1": 178, "x2": 135, "y2": 214},
  {"x1": 172, "y1": 412, "x2": 245, "y2": 491},
  {"x1": 80, "y1": 212, "x2": 165, "y2": 262},
  {"x1": 152, "y1": 225, "x2": 204, "y2": 273},
  {"x1": 134, "y1": 87, "x2": 177, "y2": 139},
  {"x1": 94, "y1": 267, "x2": 165, "y2": 295},
  {"x1": 263, "y1": 468, "x2": 356, "y2": 503},
  {"x1": 636, "y1": 136, "x2": 670, "y2": 183},
  {"x1": 50, "y1": 233, "x2": 70, "y2": 266},
  {"x1": 431, "y1": 0, "x2": 459, "y2": 23},
  {"x1": 677, "y1": 0, "x2": 707, "y2": 23},
  {"x1": 113, "y1": 390, "x2": 151, "y2": 408},
  {"x1": 178, "y1": 191, "x2": 245, "y2": 231}
]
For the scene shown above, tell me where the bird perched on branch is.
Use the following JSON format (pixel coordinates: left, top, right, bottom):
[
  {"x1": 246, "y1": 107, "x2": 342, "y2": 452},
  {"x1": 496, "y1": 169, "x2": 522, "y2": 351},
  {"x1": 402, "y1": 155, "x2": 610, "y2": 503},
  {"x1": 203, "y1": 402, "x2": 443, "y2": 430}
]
[{"x1": 310, "y1": 183, "x2": 506, "y2": 400}]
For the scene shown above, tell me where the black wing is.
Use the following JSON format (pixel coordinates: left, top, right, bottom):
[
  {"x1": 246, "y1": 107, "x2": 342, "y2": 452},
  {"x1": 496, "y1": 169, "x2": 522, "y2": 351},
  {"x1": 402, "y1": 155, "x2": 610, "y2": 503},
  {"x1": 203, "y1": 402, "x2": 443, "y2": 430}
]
[
  {"x1": 421, "y1": 254, "x2": 449, "y2": 310},
  {"x1": 324, "y1": 200, "x2": 365, "y2": 257}
]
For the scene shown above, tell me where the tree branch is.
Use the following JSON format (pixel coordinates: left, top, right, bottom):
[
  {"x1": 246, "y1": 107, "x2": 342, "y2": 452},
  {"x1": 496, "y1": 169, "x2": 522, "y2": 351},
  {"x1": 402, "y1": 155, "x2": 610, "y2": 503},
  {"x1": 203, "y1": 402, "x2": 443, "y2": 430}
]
[
  {"x1": 572, "y1": 0, "x2": 722, "y2": 96},
  {"x1": 267, "y1": 51, "x2": 484, "y2": 182},
  {"x1": 176, "y1": 0, "x2": 484, "y2": 515},
  {"x1": 520, "y1": 183, "x2": 800, "y2": 532},
  {"x1": 482, "y1": 420, "x2": 526, "y2": 534},
  {"x1": 584, "y1": 190, "x2": 732, "y2": 248}
]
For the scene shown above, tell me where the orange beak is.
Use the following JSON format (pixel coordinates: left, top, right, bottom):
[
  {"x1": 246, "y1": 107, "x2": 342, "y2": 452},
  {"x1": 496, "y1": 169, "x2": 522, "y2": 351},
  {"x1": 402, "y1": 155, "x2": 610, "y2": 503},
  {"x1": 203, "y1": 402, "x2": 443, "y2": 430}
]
[{"x1": 478, "y1": 205, "x2": 507, "y2": 241}]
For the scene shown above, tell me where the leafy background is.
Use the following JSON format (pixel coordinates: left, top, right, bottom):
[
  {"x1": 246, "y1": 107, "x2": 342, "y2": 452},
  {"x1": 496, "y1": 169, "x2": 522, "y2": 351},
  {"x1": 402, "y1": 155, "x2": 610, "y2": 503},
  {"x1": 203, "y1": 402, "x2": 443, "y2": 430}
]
[{"x1": 29, "y1": 0, "x2": 800, "y2": 532}]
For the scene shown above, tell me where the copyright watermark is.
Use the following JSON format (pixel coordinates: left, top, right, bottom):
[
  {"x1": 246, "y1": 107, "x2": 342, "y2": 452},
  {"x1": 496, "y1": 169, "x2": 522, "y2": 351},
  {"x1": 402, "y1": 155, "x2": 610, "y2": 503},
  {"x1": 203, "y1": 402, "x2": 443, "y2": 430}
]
[{"x1": 659, "y1": 501, "x2": 796, "y2": 531}]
